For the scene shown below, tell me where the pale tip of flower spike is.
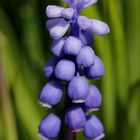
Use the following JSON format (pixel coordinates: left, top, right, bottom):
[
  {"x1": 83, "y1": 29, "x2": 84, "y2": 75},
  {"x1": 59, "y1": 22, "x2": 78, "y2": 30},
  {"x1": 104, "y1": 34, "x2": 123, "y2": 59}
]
[
  {"x1": 90, "y1": 19, "x2": 110, "y2": 36},
  {"x1": 46, "y1": 18, "x2": 70, "y2": 40},
  {"x1": 46, "y1": 5, "x2": 64, "y2": 18},
  {"x1": 72, "y1": 128, "x2": 83, "y2": 132},
  {"x1": 92, "y1": 133, "x2": 105, "y2": 140},
  {"x1": 72, "y1": 99, "x2": 86, "y2": 103},
  {"x1": 83, "y1": 0, "x2": 98, "y2": 8},
  {"x1": 78, "y1": 16, "x2": 91, "y2": 30},
  {"x1": 61, "y1": 8, "x2": 75, "y2": 19},
  {"x1": 39, "y1": 101, "x2": 52, "y2": 108}
]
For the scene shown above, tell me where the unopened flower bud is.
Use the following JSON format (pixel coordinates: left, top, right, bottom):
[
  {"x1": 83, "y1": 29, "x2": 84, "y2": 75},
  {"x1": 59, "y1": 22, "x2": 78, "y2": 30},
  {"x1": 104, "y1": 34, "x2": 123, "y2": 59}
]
[
  {"x1": 46, "y1": 18, "x2": 70, "y2": 40},
  {"x1": 51, "y1": 38, "x2": 65, "y2": 57},
  {"x1": 64, "y1": 36, "x2": 83, "y2": 56},
  {"x1": 55, "y1": 60, "x2": 75, "y2": 81},
  {"x1": 46, "y1": 5, "x2": 64, "y2": 18},
  {"x1": 90, "y1": 19, "x2": 110, "y2": 36},
  {"x1": 78, "y1": 16, "x2": 91, "y2": 30},
  {"x1": 86, "y1": 56, "x2": 104, "y2": 79},
  {"x1": 76, "y1": 47, "x2": 95, "y2": 67},
  {"x1": 82, "y1": 0, "x2": 98, "y2": 8},
  {"x1": 61, "y1": 8, "x2": 75, "y2": 19}
]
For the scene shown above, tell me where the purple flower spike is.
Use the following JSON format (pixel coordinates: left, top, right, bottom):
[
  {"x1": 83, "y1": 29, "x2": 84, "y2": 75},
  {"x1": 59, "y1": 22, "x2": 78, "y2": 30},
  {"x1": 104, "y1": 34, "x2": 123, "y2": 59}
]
[
  {"x1": 55, "y1": 60, "x2": 75, "y2": 81},
  {"x1": 82, "y1": 0, "x2": 98, "y2": 8},
  {"x1": 78, "y1": 16, "x2": 91, "y2": 30},
  {"x1": 51, "y1": 38, "x2": 65, "y2": 57},
  {"x1": 90, "y1": 19, "x2": 110, "y2": 36},
  {"x1": 64, "y1": 36, "x2": 83, "y2": 56},
  {"x1": 39, "y1": 0, "x2": 110, "y2": 138},
  {"x1": 84, "y1": 115, "x2": 104, "y2": 140},
  {"x1": 46, "y1": 18, "x2": 70, "y2": 40},
  {"x1": 86, "y1": 56, "x2": 104, "y2": 79},
  {"x1": 68, "y1": 76, "x2": 89, "y2": 103},
  {"x1": 61, "y1": 8, "x2": 75, "y2": 19},
  {"x1": 39, "y1": 81, "x2": 62, "y2": 108},
  {"x1": 39, "y1": 113, "x2": 61, "y2": 139},
  {"x1": 76, "y1": 47, "x2": 95, "y2": 67},
  {"x1": 46, "y1": 5, "x2": 64, "y2": 18},
  {"x1": 65, "y1": 106, "x2": 86, "y2": 132},
  {"x1": 44, "y1": 57, "x2": 58, "y2": 78},
  {"x1": 84, "y1": 85, "x2": 102, "y2": 111}
]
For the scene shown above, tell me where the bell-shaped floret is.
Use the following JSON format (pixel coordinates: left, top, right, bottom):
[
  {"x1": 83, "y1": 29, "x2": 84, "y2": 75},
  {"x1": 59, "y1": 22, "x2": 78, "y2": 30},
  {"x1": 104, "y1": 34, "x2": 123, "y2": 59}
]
[
  {"x1": 55, "y1": 60, "x2": 75, "y2": 81},
  {"x1": 76, "y1": 47, "x2": 95, "y2": 67},
  {"x1": 84, "y1": 115, "x2": 104, "y2": 139},
  {"x1": 65, "y1": 106, "x2": 86, "y2": 132},
  {"x1": 68, "y1": 76, "x2": 89, "y2": 103},
  {"x1": 39, "y1": 113, "x2": 61, "y2": 139},
  {"x1": 86, "y1": 56, "x2": 104, "y2": 79},
  {"x1": 64, "y1": 36, "x2": 83, "y2": 56},
  {"x1": 84, "y1": 85, "x2": 102, "y2": 111},
  {"x1": 39, "y1": 81, "x2": 62, "y2": 108}
]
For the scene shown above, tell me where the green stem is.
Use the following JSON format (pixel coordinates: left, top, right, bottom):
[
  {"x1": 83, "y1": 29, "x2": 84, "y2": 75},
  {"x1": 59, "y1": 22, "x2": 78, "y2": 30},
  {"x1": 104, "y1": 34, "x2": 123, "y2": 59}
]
[{"x1": 65, "y1": 128, "x2": 76, "y2": 140}]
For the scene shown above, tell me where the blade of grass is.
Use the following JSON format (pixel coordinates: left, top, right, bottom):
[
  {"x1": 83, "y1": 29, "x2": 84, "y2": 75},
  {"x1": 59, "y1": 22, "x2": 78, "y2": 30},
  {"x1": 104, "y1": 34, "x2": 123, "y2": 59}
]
[
  {"x1": 0, "y1": 7, "x2": 42, "y2": 140},
  {"x1": 108, "y1": 0, "x2": 129, "y2": 106},
  {"x1": 126, "y1": 0, "x2": 140, "y2": 86},
  {"x1": 0, "y1": 34, "x2": 18, "y2": 140},
  {"x1": 20, "y1": 4, "x2": 45, "y2": 68},
  {"x1": 128, "y1": 84, "x2": 140, "y2": 140}
]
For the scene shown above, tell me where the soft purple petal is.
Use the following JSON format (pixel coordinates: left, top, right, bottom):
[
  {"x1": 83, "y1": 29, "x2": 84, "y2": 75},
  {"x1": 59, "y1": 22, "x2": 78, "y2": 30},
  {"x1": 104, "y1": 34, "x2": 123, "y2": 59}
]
[
  {"x1": 79, "y1": 29, "x2": 94, "y2": 46},
  {"x1": 51, "y1": 38, "x2": 65, "y2": 57}
]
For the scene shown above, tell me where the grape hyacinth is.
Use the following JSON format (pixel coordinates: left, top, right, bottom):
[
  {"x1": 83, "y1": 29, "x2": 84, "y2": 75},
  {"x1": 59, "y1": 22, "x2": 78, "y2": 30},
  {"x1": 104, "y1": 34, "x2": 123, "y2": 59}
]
[{"x1": 38, "y1": 0, "x2": 110, "y2": 140}]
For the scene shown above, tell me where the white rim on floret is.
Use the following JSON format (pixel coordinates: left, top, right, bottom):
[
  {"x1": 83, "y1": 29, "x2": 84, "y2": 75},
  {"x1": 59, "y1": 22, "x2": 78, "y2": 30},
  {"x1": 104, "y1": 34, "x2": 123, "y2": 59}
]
[
  {"x1": 88, "y1": 108, "x2": 99, "y2": 112},
  {"x1": 38, "y1": 133, "x2": 50, "y2": 140},
  {"x1": 92, "y1": 133, "x2": 105, "y2": 140},
  {"x1": 39, "y1": 101, "x2": 52, "y2": 108},
  {"x1": 72, "y1": 99, "x2": 86, "y2": 103}
]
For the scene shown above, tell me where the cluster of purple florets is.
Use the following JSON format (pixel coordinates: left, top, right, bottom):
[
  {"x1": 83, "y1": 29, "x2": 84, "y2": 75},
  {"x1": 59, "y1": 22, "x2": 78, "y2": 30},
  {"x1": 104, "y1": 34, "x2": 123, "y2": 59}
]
[{"x1": 38, "y1": 0, "x2": 110, "y2": 140}]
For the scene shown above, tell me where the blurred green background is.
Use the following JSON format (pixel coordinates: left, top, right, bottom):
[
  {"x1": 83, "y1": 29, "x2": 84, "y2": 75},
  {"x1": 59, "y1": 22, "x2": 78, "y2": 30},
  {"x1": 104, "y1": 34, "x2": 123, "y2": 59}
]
[{"x1": 0, "y1": 0, "x2": 140, "y2": 140}]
